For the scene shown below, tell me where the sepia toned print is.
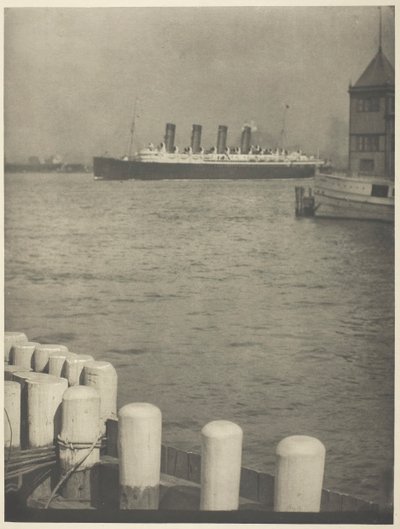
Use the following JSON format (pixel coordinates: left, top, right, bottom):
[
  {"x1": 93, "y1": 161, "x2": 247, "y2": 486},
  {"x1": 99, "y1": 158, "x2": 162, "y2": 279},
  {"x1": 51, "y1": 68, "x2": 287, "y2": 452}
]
[{"x1": 4, "y1": 5, "x2": 394, "y2": 523}]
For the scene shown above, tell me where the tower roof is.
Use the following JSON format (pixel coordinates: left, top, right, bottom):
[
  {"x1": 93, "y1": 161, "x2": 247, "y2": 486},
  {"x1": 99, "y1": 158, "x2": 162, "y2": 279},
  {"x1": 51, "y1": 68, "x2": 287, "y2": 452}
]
[{"x1": 354, "y1": 48, "x2": 394, "y2": 88}]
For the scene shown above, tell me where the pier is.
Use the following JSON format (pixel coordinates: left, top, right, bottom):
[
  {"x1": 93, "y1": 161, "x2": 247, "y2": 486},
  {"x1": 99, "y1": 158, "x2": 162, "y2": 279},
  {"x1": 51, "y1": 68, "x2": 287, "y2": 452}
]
[
  {"x1": 295, "y1": 186, "x2": 316, "y2": 217},
  {"x1": 4, "y1": 331, "x2": 392, "y2": 523}
]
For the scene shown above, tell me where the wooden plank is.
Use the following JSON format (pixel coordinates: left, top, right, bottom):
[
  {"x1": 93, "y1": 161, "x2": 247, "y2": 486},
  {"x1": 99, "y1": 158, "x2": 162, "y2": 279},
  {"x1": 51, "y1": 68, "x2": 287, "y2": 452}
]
[
  {"x1": 160, "y1": 444, "x2": 167, "y2": 474},
  {"x1": 166, "y1": 446, "x2": 177, "y2": 476},
  {"x1": 341, "y1": 493, "x2": 379, "y2": 512},
  {"x1": 98, "y1": 456, "x2": 119, "y2": 509},
  {"x1": 5, "y1": 476, "x2": 23, "y2": 494},
  {"x1": 174, "y1": 449, "x2": 190, "y2": 481},
  {"x1": 6, "y1": 446, "x2": 56, "y2": 460},
  {"x1": 106, "y1": 418, "x2": 118, "y2": 458},
  {"x1": 160, "y1": 474, "x2": 201, "y2": 511},
  {"x1": 188, "y1": 452, "x2": 201, "y2": 484},
  {"x1": 321, "y1": 488, "x2": 380, "y2": 513},
  {"x1": 60, "y1": 465, "x2": 100, "y2": 505},
  {"x1": 239, "y1": 467, "x2": 259, "y2": 502},
  {"x1": 27, "y1": 496, "x2": 95, "y2": 510},
  {"x1": 321, "y1": 489, "x2": 343, "y2": 512},
  {"x1": 258, "y1": 472, "x2": 274, "y2": 508},
  {"x1": 18, "y1": 465, "x2": 54, "y2": 505}
]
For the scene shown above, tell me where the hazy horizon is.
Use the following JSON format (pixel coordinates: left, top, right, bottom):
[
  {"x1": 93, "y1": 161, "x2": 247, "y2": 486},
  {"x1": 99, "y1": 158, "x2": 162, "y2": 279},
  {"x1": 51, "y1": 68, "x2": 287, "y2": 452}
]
[{"x1": 4, "y1": 6, "x2": 395, "y2": 165}]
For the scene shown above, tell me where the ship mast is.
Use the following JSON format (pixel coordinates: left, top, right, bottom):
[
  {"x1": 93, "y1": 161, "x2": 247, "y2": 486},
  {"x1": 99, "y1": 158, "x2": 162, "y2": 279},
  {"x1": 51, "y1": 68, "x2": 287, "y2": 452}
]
[
  {"x1": 280, "y1": 104, "x2": 289, "y2": 151},
  {"x1": 378, "y1": 6, "x2": 382, "y2": 51},
  {"x1": 128, "y1": 97, "x2": 139, "y2": 160}
]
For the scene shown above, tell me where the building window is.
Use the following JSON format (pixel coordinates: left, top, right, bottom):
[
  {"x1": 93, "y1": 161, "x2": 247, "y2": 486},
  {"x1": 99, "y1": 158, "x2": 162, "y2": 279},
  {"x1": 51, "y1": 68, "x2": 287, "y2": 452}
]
[
  {"x1": 371, "y1": 184, "x2": 389, "y2": 197},
  {"x1": 356, "y1": 97, "x2": 380, "y2": 112},
  {"x1": 359, "y1": 159, "x2": 375, "y2": 173},
  {"x1": 356, "y1": 135, "x2": 380, "y2": 152}
]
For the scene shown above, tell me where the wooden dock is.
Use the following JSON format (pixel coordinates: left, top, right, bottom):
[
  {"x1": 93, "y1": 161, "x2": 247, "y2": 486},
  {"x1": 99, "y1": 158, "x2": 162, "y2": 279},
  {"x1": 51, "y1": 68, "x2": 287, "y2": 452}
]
[{"x1": 4, "y1": 331, "x2": 393, "y2": 523}]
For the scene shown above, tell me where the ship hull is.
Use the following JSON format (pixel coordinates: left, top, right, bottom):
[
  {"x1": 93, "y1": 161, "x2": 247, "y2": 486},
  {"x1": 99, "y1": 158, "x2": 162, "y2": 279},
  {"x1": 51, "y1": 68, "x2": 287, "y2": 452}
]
[
  {"x1": 313, "y1": 173, "x2": 394, "y2": 223},
  {"x1": 93, "y1": 156, "x2": 318, "y2": 180}
]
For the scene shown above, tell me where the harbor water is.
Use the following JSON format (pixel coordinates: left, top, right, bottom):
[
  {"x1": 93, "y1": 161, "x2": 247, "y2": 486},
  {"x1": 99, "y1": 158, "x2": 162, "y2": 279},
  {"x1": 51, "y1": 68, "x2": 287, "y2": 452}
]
[{"x1": 4, "y1": 172, "x2": 394, "y2": 505}]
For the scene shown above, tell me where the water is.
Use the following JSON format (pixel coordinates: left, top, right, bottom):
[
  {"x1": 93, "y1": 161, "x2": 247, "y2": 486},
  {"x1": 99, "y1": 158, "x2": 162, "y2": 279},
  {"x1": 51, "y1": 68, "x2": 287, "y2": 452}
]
[{"x1": 4, "y1": 172, "x2": 394, "y2": 504}]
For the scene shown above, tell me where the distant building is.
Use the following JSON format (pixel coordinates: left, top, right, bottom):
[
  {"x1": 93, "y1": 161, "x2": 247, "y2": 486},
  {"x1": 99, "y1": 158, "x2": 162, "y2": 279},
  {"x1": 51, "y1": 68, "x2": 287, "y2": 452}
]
[{"x1": 348, "y1": 47, "x2": 394, "y2": 178}]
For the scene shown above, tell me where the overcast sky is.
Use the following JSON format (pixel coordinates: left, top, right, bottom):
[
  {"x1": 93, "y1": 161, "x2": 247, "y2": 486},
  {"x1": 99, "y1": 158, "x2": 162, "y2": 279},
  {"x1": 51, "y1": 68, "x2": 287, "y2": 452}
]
[{"x1": 4, "y1": 5, "x2": 395, "y2": 163}]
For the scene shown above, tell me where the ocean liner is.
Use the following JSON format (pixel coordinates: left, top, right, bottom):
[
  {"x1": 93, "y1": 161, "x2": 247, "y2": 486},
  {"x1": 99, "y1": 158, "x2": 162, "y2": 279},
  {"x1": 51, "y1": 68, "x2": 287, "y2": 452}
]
[{"x1": 93, "y1": 123, "x2": 324, "y2": 181}]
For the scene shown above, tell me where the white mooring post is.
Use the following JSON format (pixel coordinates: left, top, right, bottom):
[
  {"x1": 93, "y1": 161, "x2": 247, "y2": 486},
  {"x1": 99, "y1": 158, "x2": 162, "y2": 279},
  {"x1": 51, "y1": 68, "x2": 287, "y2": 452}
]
[
  {"x1": 33, "y1": 344, "x2": 69, "y2": 373},
  {"x1": 4, "y1": 381, "x2": 21, "y2": 449},
  {"x1": 118, "y1": 403, "x2": 162, "y2": 509},
  {"x1": 4, "y1": 331, "x2": 28, "y2": 363},
  {"x1": 10, "y1": 342, "x2": 40, "y2": 369},
  {"x1": 26, "y1": 373, "x2": 68, "y2": 448},
  {"x1": 274, "y1": 435, "x2": 325, "y2": 512},
  {"x1": 200, "y1": 420, "x2": 243, "y2": 511},
  {"x1": 64, "y1": 354, "x2": 94, "y2": 386},
  {"x1": 48, "y1": 351, "x2": 77, "y2": 378},
  {"x1": 4, "y1": 364, "x2": 31, "y2": 381},
  {"x1": 11, "y1": 372, "x2": 68, "y2": 500},
  {"x1": 82, "y1": 361, "x2": 118, "y2": 433},
  {"x1": 58, "y1": 386, "x2": 101, "y2": 502}
]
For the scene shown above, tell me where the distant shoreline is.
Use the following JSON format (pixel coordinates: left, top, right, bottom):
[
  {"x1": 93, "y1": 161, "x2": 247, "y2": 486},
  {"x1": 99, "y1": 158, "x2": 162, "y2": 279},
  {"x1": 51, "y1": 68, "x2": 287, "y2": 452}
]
[{"x1": 5, "y1": 163, "x2": 91, "y2": 174}]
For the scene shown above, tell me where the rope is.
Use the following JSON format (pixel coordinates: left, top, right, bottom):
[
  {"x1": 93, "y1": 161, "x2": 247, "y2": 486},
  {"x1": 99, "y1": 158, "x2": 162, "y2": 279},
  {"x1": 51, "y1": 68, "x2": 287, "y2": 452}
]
[
  {"x1": 57, "y1": 436, "x2": 102, "y2": 450},
  {"x1": 5, "y1": 446, "x2": 57, "y2": 482},
  {"x1": 6, "y1": 460, "x2": 56, "y2": 480},
  {"x1": 44, "y1": 432, "x2": 103, "y2": 509}
]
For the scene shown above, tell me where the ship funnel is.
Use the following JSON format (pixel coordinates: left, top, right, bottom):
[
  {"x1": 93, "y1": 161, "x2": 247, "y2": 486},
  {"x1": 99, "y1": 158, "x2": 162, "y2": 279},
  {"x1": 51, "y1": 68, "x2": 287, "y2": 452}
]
[
  {"x1": 191, "y1": 124, "x2": 202, "y2": 154},
  {"x1": 217, "y1": 125, "x2": 228, "y2": 154},
  {"x1": 241, "y1": 126, "x2": 251, "y2": 154},
  {"x1": 164, "y1": 123, "x2": 176, "y2": 153}
]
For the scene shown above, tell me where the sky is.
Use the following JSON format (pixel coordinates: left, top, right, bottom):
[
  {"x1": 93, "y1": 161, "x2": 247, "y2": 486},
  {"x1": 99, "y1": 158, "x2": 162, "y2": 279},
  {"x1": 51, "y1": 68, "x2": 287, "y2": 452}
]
[{"x1": 4, "y1": 5, "x2": 395, "y2": 164}]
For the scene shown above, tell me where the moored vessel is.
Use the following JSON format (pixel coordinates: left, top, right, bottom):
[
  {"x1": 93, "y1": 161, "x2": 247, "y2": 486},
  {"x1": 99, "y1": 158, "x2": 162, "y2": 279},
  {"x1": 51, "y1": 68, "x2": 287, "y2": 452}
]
[{"x1": 313, "y1": 172, "x2": 394, "y2": 223}]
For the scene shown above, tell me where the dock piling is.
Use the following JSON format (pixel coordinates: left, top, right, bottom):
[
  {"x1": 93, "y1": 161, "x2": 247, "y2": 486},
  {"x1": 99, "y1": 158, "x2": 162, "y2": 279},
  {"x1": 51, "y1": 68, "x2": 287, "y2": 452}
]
[
  {"x1": 48, "y1": 351, "x2": 76, "y2": 378},
  {"x1": 58, "y1": 386, "x2": 101, "y2": 502},
  {"x1": 295, "y1": 186, "x2": 315, "y2": 217},
  {"x1": 4, "y1": 364, "x2": 31, "y2": 381},
  {"x1": 274, "y1": 435, "x2": 325, "y2": 512},
  {"x1": 83, "y1": 361, "x2": 118, "y2": 434},
  {"x1": 4, "y1": 332, "x2": 28, "y2": 363},
  {"x1": 118, "y1": 403, "x2": 162, "y2": 509},
  {"x1": 200, "y1": 420, "x2": 243, "y2": 510},
  {"x1": 12, "y1": 372, "x2": 68, "y2": 499},
  {"x1": 10, "y1": 342, "x2": 40, "y2": 370},
  {"x1": 4, "y1": 381, "x2": 21, "y2": 449},
  {"x1": 26, "y1": 374, "x2": 68, "y2": 448},
  {"x1": 33, "y1": 344, "x2": 69, "y2": 373},
  {"x1": 64, "y1": 354, "x2": 94, "y2": 386}
]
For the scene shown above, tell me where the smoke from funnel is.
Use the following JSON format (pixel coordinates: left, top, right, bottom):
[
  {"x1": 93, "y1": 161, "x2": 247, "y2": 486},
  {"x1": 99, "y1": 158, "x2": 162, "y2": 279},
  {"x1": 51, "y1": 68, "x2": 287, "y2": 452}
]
[
  {"x1": 242, "y1": 120, "x2": 258, "y2": 133},
  {"x1": 240, "y1": 126, "x2": 251, "y2": 154}
]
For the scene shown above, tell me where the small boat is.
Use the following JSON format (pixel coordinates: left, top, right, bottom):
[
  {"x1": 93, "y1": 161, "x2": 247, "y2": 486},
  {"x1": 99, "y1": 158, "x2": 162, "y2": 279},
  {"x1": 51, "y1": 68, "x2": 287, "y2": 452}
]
[{"x1": 313, "y1": 172, "x2": 394, "y2": 223}]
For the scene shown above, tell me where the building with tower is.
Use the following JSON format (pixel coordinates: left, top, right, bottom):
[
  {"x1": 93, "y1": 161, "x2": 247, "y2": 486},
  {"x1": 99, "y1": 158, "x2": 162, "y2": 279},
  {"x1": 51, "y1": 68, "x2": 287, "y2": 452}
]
[
  {"x1": 348, "y1": 47, "x2": 394, "y2": 179},
  {"x1": 312, "y1": 27, "x2": 394, "y2": 223}
]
